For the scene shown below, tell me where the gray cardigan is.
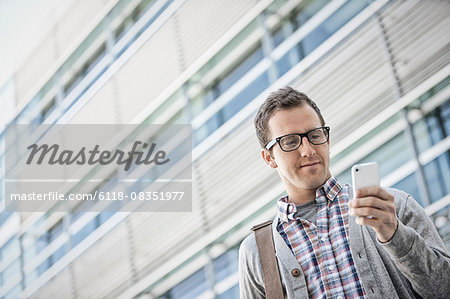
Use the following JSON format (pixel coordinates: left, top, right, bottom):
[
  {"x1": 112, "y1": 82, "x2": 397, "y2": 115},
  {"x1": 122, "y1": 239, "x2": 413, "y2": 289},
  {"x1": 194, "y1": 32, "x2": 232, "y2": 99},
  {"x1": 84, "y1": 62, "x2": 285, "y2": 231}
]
[{"x1": 239, "y1": 188, "x2": 450, "y2": 298}]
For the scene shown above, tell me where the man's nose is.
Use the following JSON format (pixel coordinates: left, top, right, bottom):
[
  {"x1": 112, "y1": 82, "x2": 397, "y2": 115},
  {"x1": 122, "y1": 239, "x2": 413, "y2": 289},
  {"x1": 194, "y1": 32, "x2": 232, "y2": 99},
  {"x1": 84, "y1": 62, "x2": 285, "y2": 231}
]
[{"x1": 298, "y1": 136, "x2": 316, "y2": 157}]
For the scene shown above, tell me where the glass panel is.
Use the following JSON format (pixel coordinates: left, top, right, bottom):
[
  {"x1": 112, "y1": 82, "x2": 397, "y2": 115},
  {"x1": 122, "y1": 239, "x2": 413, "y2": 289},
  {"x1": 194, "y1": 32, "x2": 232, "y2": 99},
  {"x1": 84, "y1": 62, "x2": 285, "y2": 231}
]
[
  {"x1": 272, "y1": 25, "x2": 285, "y2": 48},
  {"x1": 194, "y1": 114, "x2": 220, "y2": 145},
  {"x1": 192, "y1": 20, "x2": 259, "y2": 82},
  {"x1": 213, "y1": 248, "x2": 238, "y2": 283},
  {"x1": 295, "y1": 0, "x2": 330, "y2": 28},
  {"x1": 98, "y1": 212, "x2": 115, "y2": 224},
  {"x1": 37, "y1": 257, "x2": 50, "y2": 275},
  {"x1": 143, "y1": 89, "x2": 183, "y2": 124},
  {"x1": 336, "y1": 169, "x2": 351, "y2": 186},
  {"x1": 301, "y1": 0, "x2": 368, "y2": 56},
  {"x1": 221, "y1": 71, "x2": 269, "y2": 121},
  {"x1": 49, "y1": 221, "x2": 66, "y2": 265},
  {"x1": 15, "y1": 77, "x2": 56, "y2": 124},
  {"x1": 25, "y1": 269, "x2": 38, "y2": 288},
  {"x1": 427, "y1": 112, "x2": 445, "y2": 145},
  {"x1": 434, "y1": 205, "x2": 450, "y2": 250},
  {"x1": 169, "y1": 268, "x2": 208, "y2": 299},
  {"x1": 276, "y1": 48, "x2": 299, "y2": 76},
  {"x1": 72, "y1": 217, "x2": 98, "y2": 247},
  {"x1": 392, "y1": 172, "x2": 422, "y2": 206},
  {"x1": 50, "y1": 245, "x2": 66, "y2": 265},
  {"x1": 441, "y1": 99, "x2": 450, "y2": 135},
  {"x1": 217, "y1": 284, "x2": 239, "y2": 299},
  {"x1": 424, "y1": 154, "x2": 450, "y2": 203},
  {"x1": 4, "y1": 282, "x2": 22, "y2": 299},
  {"x1": 35, "y1": 232, "x2": 48, "y2": 253},
  {"x1": 3, "y1": 259, "x2": 21, "y2": 281},
  {"x1": 217, "y1": 47, "x2": 264, "y2": 94},
  {"x1": 191, "y1": 88, "x2": 219, "y2": 119},
  {"x1": 331, "y1": 114, "x2": 401, "y2": 165},
  {"x1": 356, "y1": 132, "x2": 411, "y2": 178},
  {"x1": 194, "y1": 47, "x2": 267, "y2": 145},
  {"x1": 23, "y1": 240, "x2": 38, "y2": 266},
  {"x1": 0, "y1": 236, "x2": 20, "y2": 262},
  {"x1": 413, "y1": 98, "x2": 450, "y2": 154},
  {"x1": 115, "y1": 0, "x2": 173, "y2": 56}
]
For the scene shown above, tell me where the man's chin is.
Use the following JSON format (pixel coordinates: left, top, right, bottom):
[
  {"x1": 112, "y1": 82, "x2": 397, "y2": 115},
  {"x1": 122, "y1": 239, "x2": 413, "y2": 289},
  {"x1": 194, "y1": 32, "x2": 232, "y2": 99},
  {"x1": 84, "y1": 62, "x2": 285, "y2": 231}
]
[{"x1": 297, "y1": 176, "x2": 328, "y2": 190}]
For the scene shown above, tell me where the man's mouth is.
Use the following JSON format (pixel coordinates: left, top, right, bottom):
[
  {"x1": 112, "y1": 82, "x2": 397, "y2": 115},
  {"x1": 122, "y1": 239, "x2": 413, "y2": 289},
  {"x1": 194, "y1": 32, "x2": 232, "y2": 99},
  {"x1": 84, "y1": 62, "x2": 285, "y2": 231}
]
[{"x1": 301, "y1": 161, "x2": 320, "y2": 168}]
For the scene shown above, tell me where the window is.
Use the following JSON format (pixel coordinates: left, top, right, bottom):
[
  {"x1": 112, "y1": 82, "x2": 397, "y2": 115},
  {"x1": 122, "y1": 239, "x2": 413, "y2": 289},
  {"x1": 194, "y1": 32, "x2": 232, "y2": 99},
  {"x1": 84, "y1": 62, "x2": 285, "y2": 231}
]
[
  {"x1": 3, "y1": 259, "x2": 21, "y2": 281},
  {"x1": 392, "y1": 172, "x2": 421, "y2": 206},
  {"x1": 300, "y1": 0, "x2": 368, "y2": 56},
  {"x1": 35, "y1": 220, "x2": 66, "y2": 275},
  {"x1": 193, "y1": 46, "x2": 265, "y2": 145},
  {"x1": 72, "y1": 217, "x2": 98, "y2": 247},
  {"x1": 218, "y1": 284, "x2": 239, "y2": 299},
  {"x1": 336, "y1": 132, "x2": 412, "y2": 186},
  {"x1": 1, "y1": 236, "x2": 20, "y2": 264},
  {"x1": 169, "y1": 268, "x2": 208, "y2": 299},
  {"x1": 49, "y1": 220, "x2": 65, "y2": 265},
  {"x1": 413, "y1": 99, "x2": 450, "y2": 154},
  {"x1": 4, "y1": 282, "x2": 22, "y2": 299},
  {"x1": 213, "y1": 248, "x2": 238, "y2": 283},
  {"x1": 217, "y1": 47, "x2": 264, "y2": 95},
  {"x1": 423, "y1": 154, "x2": 450, "y2": 203}
]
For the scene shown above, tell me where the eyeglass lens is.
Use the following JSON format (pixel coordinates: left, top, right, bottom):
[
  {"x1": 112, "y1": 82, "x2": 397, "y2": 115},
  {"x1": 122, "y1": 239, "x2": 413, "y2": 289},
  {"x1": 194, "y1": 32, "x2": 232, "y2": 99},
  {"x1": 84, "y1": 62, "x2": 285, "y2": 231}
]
[{"x1": 279, "y1": 128, "x2": 328, "y2": 151}]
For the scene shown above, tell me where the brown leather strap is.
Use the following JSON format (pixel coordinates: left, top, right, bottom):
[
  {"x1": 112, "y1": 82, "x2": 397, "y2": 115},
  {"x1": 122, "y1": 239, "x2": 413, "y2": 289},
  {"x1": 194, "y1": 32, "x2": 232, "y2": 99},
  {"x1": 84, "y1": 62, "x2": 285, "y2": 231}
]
[{"x1": 252, "y1": 220, "x2": 284, "y2": 298}]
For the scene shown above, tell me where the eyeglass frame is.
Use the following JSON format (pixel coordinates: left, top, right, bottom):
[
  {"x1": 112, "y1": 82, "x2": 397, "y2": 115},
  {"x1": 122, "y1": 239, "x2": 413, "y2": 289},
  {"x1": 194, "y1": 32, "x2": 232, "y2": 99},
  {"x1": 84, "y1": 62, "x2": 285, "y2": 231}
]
[{"x1": 265, "y1": 126, "x2": 330, "y2": 152}]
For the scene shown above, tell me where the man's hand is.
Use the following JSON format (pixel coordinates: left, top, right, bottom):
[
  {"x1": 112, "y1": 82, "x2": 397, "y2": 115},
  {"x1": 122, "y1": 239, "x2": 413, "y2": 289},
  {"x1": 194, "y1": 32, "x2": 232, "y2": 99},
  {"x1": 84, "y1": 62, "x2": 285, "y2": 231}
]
[{"x1": 348, "y1": 186, "x2": 398, "y2": 243}]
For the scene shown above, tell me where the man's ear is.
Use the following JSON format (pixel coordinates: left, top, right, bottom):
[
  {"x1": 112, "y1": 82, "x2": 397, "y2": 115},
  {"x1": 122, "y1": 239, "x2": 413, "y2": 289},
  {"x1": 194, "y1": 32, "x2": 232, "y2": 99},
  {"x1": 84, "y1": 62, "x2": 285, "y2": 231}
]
[{"x1": 261, "y1": 149, "x2": 277, "y2": 168}]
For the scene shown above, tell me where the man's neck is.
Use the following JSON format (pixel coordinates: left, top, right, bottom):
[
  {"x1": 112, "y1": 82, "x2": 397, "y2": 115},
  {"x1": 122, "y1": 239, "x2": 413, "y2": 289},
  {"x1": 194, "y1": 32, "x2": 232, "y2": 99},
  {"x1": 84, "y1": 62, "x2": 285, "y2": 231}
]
[{"x1": 286, "y1": 188, "x2": 317, "y2": 205}]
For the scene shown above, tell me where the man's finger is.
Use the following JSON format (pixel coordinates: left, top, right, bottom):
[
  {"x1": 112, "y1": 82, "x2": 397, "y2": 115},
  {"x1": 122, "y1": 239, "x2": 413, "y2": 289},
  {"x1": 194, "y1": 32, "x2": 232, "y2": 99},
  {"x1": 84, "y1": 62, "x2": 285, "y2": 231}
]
[
  {"x1": 350, "y1": 206, "x2": 386, "y2": 219},
  {"x1": 349, "y1": 196, "x2": 395, "y2": 212},
  {"x1": 355, "y1": 186, "x2": 394, "y2": 202}
]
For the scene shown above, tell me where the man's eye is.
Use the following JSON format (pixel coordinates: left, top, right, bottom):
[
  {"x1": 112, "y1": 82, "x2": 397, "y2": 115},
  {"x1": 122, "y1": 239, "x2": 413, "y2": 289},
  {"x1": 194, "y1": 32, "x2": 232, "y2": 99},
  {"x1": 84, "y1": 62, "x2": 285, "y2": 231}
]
[{"x1": 283, "y1": 138, "x2": 298, "y2": 146}]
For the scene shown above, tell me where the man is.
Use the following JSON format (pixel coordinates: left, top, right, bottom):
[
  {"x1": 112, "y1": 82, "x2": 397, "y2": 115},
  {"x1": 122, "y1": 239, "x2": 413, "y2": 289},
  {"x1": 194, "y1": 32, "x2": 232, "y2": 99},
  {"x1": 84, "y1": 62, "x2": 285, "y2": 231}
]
[{"x1": 239, "y1": 86, "x2": 450, "y2": 298}]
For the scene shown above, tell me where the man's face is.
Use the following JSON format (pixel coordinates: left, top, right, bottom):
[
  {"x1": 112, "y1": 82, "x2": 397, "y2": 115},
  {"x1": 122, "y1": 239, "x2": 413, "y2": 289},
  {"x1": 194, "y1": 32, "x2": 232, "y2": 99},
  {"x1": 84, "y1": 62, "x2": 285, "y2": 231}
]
[{"x1": 262, "y1": 105, "x2": 331, "y2": 193}]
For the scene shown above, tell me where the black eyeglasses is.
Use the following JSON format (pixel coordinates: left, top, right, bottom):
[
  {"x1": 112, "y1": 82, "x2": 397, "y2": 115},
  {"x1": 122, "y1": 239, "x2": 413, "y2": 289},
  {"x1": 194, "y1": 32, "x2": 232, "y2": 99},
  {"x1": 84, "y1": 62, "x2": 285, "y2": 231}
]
[{"x1": 265, "y1": 126, "x2": 330, "y2": 152}]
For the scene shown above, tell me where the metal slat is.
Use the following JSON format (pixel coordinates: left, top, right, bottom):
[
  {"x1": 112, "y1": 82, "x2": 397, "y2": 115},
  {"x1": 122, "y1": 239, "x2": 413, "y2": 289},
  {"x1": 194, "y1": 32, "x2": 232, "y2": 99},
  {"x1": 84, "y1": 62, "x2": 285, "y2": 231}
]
[
  {"x1": 291, "y1": 23, "x2": 393, "y2": 144},
  {"x1": 177, "y1": 0, "x2": 257, "y2": 67},
  {"x1": 382, "y1": 0, "x2": 450, "y2": 95},
  {"x1": 114, "y1": 20, "x2": 181, "y2": 123},
  {"x1": 30, "y1": 268, "x2": 72, "y2": 299},
  {"x1": 73, "y1": 222, "x2": 130, "y2": 298},
  {"x1": 14, "y1": 0, "x2": 116, "y2": 106}
]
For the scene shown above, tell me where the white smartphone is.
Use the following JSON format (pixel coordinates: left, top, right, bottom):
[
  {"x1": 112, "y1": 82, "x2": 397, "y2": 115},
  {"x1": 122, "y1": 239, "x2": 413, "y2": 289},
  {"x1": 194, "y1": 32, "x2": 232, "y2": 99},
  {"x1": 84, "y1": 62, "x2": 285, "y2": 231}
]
[{"x1": 351, "y1": 162, "x2": 380, "y2": 197}]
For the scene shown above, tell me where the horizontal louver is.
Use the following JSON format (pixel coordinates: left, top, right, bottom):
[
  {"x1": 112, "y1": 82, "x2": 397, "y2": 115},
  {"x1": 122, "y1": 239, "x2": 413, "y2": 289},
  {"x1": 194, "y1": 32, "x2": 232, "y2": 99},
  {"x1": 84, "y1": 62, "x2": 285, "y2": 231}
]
[{"x1": 15, "y1": 0, "x2": 117, "y2": 107}]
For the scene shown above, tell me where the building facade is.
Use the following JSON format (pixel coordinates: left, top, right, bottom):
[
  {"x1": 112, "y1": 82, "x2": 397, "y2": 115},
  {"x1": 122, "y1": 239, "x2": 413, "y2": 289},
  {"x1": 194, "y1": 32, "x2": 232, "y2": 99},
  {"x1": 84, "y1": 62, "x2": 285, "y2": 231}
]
[{"x1": 0, "y1": 0, "x2": 449, "y2": 298}]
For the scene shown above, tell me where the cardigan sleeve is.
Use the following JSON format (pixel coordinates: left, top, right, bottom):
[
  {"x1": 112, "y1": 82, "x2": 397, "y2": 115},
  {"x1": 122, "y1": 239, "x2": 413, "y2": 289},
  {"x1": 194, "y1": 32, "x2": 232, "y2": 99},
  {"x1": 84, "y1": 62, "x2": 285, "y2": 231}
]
[
  {"x1": 380, "y1": 190, "x2": 450, "y2": 298},
  {"x1": 238, "y1": 233, "x2": 267, "y2": 299}
]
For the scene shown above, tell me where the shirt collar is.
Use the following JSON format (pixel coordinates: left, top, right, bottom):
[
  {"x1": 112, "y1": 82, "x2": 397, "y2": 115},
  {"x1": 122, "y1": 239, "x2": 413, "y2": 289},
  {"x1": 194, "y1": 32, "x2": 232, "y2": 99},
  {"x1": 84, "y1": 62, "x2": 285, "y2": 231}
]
[
  {"x1": 277, "y1": 176, "x2": 342, "y2": 223},
  {"x1": 277, "y1": 196, "x2": 297, "y2": 223},
  {"x1": 316, "y1": 176, "x2": 342, "y2": 202}
]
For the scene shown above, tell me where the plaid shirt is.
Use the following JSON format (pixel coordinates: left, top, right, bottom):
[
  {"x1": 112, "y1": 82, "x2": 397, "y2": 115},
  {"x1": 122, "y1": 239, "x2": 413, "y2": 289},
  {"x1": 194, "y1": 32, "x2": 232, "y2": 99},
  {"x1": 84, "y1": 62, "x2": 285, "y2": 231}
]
[{"x1": 277, "y1": 176, "x2": 366, "y2": 298}]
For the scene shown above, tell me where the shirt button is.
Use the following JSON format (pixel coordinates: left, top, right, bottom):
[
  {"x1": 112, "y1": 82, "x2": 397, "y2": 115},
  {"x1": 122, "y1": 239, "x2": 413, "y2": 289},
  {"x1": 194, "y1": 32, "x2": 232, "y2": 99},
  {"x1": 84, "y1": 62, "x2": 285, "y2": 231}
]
[
  {"x1": 321, "y1": 236, "x2": 326, "y2": 242},
  {"x1": 291, "y1": 268, "x2": 300, "y2": 277},
  {"x1": 328, "y1": 265, "x2": 334, "y2": 270}
]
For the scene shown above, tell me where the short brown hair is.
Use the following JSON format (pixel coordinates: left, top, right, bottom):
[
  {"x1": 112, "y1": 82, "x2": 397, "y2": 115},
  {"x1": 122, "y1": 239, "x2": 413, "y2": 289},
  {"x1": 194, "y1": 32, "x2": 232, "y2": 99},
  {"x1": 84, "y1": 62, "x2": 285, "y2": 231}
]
[{"x1": 254, "y1": 86, "x2": 325, "y2": 148}]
